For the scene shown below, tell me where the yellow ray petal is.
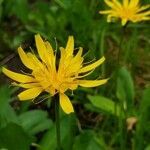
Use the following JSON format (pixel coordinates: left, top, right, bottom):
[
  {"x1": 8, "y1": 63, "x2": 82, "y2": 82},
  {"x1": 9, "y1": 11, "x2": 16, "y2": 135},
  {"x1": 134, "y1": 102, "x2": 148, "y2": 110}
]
[
  {"x1": 27, "y1": 52, "x2": 44, "y2": 69},
  {"x1": 18, "y1": 47, "x2": 34, "y2": 69},
  {"x1": 18, "y1": 87, "x2": 42, "y2": 100},
  {"x1": 35, "y1": 34, "x2": 48, "y2": 63},
  {"x1": 65, "y1": 47, "x2": 83, "y2": 74},
  {"x1": 129, "y1": 0, "x2": 139, "y2": 8},
  {"x1": 137, "y1": 5, "x2": 150, "y2": 13},
  {"x1": 69, "y1": 83, "x2": 78, "y2": 90},
  {"x1": 74, "y1": 47, "x2": 83, "y2": 59},
  {"x1": 45, "y1": 41, "x2": 54, "y2": 55},
  {"x1": 99, "y1": 10, "x2": 112, "y2": 14},
  {"x1": 141, "y1": 16, "x2": 150, "y2": 21},
  {"x1": 138, "y1": 11, "x2": 150, "y2": 16},
  {"x1": 104, "y1": 0, "x2": 117, "y2": 9},
  {"x1": 79, "y1": 78, "x2": 108, "y2": 87},
  {"x1": 112, "y1": 0, "x2": 122, "y2": 8},
  {"x1": 12, "y1": 82, "x2": 41, "y2": 88},
  {"x1": 121, "y1": 18, "x2": 128, "y2": 26},
  {"x1": 2, "y1": 67, "x2": 35, "y2": 83},
  {"x1": 65, "y1": 36, "x2": 74, "y2": 56},
  {"x1": 123, "y1": 0, "x2": 129, "y2": 8},
  {"x1": 60, "y1": 47, "x2": 66, "y2": 58},
  {"x1": 76, "y1": 69, "x2": 94, "y2": 79},
  {"x1": 59, "y1": 47, "x2": 66, "y2": 66},
  {"x1": 46, "y1": 86, "x2": 56, "y2": 96},
  {"x1": 45, "y1": 41, "x2": 56, "y2": 71},
  {"x1": 57, "y1": 47, "x2": 65, "y2": 74},
  {"x1": 107, "y1": 14, "x2": 114, "y2": 22},
  {"x1": 104, "y1": 0, "x2": 113, "y2": 7},
  {"x1": 79, "y1": 56, "x2": 105, "y2": 73},
  {"x1": 59, "y1": 93, "x2": 74, "y2": 114}
]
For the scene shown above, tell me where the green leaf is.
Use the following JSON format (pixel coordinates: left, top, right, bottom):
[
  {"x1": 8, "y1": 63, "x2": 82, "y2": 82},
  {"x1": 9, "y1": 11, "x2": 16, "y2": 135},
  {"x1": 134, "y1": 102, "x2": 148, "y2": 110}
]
[
  {"x1": 0, "y1": 0, "x2": 3, "y2": 23},
  {"x1": 0, "y1": 86, "x2": 18, "y2": 128},
  {"x1": 19, "y1": 110, "x2": 52, "y2": 135},
  {"x1": 73, "y1": 130, "x2": 104, "y2": 150},
  {"x1": 140, "y1": 88, "x2": 150, "y2": 112},
  {"x1": 55, "y1": 0, "x2": 74, "y2": 9},
  {"x1": 11, "y1": 0, "x2": 29, "y2": 23},
  {"x1": 39, "y1": 114, "x2": 76, "y2": 150},
  {"x1": 88, "y1": 95, "x2": 121, "y2": 117},
  {"x1": 116, "y1": 67, "x2": 134, "y2": 112},
  {"x1": 0, "y1": 123, "x2": 32, "y2": 150},
  {"x1": 135, "y1": 87, "x2": 150, "y2": 150},
  {"x1": 145, "y1": 145, "x2": 150, "y2": 150}
]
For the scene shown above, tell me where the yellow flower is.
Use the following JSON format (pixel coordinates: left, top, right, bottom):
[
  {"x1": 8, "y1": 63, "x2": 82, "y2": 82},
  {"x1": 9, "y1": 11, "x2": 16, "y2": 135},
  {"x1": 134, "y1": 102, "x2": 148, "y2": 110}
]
[
  {"x1": 99, "y1": 0, "x2": 150, "y2": 26},
  {"x1": 2, "y1": 34, "x2": 108, "y2": 114}
]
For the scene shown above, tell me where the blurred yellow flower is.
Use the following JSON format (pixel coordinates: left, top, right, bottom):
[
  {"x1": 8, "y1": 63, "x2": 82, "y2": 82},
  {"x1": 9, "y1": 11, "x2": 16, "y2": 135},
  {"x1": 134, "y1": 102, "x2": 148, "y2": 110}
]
[
  {"x1": 2, "y1": 34, "x2": 108, "y2": 114},
  {"x1": 99, "y1": 0, "x2": 150, "y2": 25}
]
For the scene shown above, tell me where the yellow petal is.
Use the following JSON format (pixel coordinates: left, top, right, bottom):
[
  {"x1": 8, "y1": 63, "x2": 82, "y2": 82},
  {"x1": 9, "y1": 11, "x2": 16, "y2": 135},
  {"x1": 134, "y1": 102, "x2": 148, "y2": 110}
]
[
  {"x1": 69, "y1": 84, "x2": 78, "y2": 90},
  {"x1": 12, "y1": 82, "x2": 40, "y2": 88},
  {"x1": 65, "y1": 36, "x2": 74, "y2": 56},
  {"x1": 121, "y1": 18, "x2": 128, "y2": 26},
  {"x1": 35, "y1": 34, "x2": 48, "y2": 63},
  {"x1": 18, "y1": 87, "x2": 42, "y2": 100},
  {"x1": 60, "y1": 47, "x2": 66, "y2": 58},
  {"x1": 65, "y1": 47, "x2": 83, "y2": 75},
  {"x1": 129, "y1": 0, "x2": 139, "y2": 8},
  {"x1": 59, "y1": 47, "x2": 66, "y2": 66},
  {"x1": 138, "y1": 11, "x2": 150, "y2": 16},
  {"x1": 74, "y1": 47, "x2": 83, "y2": 59},
  {"x1": 137, "y1": 5, "x2": 150, "y2": 13},
  {"x1": 79, "y1": 56, "x2": 105, "y2": 73},
  {"x1": 27, "y1": 52, "x2": 43, "y2": 69},
  {"x1": 141, "y1": 16, "x2": 150, "y2": 21},
  {"x1": 76, "y1": 70, "x2": 94, "y2": 78},
  {"x1": 99, "y1": 10, "x2": 112, "y2": 14},
  {"x1": 58, "y1": 47, "x2": 67, "y2": 75},
  {"x1": 107, "y1": 15, "x2": 114, "y2": 22},
  {"x1": 18, "y1": 47, "x2": 34, "y2": 69},
  {"x1": 104, "y1": 0, "x2": 117, "y2": 9},
  {"x1": 79, "y1": 79, "x2": 108, "y2": 87},
  {"x1": 123, "y1": 0, "x2": 129, "y2": 8},
  {"x1": 46, "y1": 86, "x2": 56, "y2": 96},
  {"x1": 45, "y1": 41, "x2": 54, "y2": 55},
  {"x1": 45, "y1": 41, "x2": 56, "y2": 71},
  {"x1": 59, "y1": 93, "x2": 74, "y2": 114},
  {"x1": 104, "y1": 0, "x2": 113, "y2": 7},
  {"x1": 2, "y1": 67, "x2": 35, "y2": 83},
  {"x1": 112, "y1": 0, "x2": 122, "y2": 8}
]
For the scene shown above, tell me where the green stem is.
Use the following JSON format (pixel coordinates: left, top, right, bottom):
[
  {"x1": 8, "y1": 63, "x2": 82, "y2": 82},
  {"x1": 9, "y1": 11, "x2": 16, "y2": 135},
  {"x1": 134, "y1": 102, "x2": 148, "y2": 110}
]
[
  {"x1": 116, "y1": 24, "x2": 128, "y2": 150},
  {"x1": 55, "y1": 95, "x2": 61, "y2": 150},
  {"x1": 100, "y1": 28, "x2": 106, "y2": 77},
  {"x1": 117, "y1": 24, "x2": 128, "y2": 66}
]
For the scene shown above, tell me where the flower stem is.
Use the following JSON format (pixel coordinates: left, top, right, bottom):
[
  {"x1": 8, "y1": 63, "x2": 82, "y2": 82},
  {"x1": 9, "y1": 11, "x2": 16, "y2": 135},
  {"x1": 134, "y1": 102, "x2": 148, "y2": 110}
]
[
  {"x1": 100, "y1": 27, "x2": 106, "y2": 77},
  {"x1": 117, "y1": 24, "x2": 128, "y2": 66},
  {"x1": 55, "y1": 95, "x2": 61, "y2": 150}
]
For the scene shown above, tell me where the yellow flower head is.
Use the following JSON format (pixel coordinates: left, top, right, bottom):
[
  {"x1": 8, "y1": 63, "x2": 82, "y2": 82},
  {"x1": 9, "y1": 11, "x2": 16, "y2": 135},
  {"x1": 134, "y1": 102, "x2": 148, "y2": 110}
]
[
  {"x1": 99, "y1": 0, "x2": 150, "y2": 26},
  {"x1": 2, "y1": 35, "x2": 108, "y2": 114}
]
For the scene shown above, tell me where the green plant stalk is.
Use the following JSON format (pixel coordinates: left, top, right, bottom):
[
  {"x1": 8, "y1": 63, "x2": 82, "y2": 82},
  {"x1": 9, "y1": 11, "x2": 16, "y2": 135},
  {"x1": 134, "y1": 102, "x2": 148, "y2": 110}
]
[
  {"x1": 100, "y1": 28, "x2": 106, "y2": 77},
  {"x1": 116, "y1": 25, "x2": 128, "y2": 150},
  {"x1": 117, "y1": 23, "x2": 128, "y2": 66},
  {"x1": 55, "y1": 95, "x2": 61, "y2": 150},
  {"x1": 124, "y1": 28, "x2": 137, "y2": 64}
]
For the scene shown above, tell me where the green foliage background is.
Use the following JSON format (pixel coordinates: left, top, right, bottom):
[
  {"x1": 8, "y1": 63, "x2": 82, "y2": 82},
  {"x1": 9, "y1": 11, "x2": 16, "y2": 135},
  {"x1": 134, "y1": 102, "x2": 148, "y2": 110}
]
[{"x1": 0, "y1": 0, "x2": 150, "y2": 150}]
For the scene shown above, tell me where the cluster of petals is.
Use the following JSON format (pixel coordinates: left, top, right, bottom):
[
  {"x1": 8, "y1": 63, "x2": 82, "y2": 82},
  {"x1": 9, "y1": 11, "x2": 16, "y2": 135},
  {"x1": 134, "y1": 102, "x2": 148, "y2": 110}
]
[
  {"x1": 99, "y1": 0, "x2": 150, "y2": 25},
  {"x1": 2, "y1": 34, "x2": 108, "y2": 114}
]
